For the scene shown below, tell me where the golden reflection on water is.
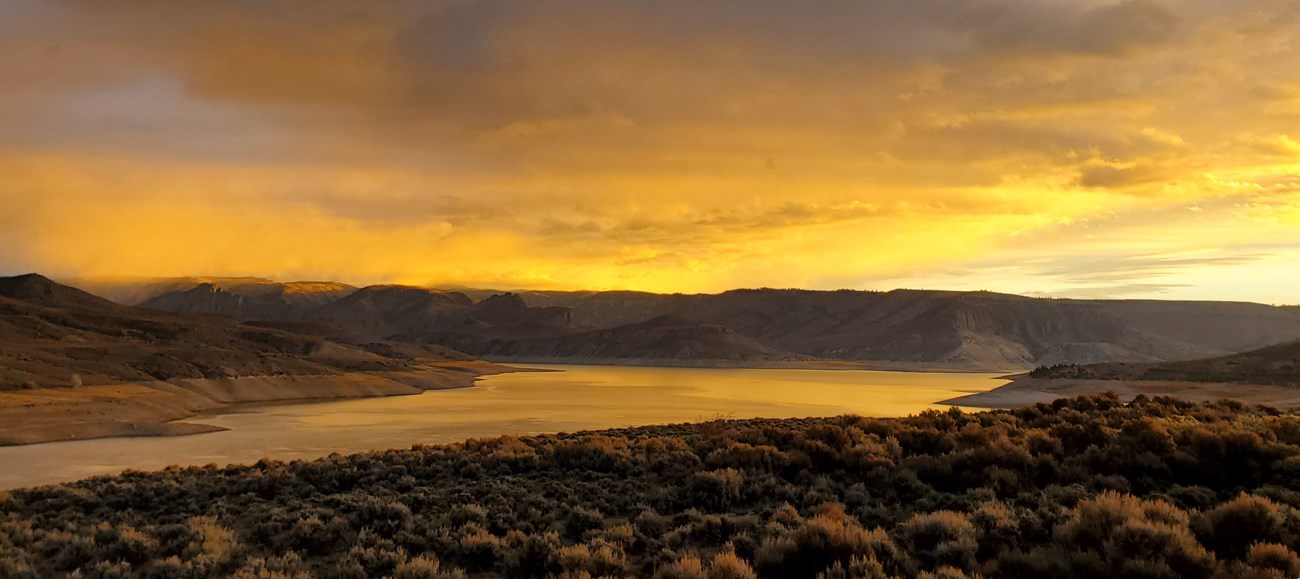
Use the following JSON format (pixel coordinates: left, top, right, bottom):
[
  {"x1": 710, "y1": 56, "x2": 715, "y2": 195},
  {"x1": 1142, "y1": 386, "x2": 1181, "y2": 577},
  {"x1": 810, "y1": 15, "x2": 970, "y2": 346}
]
[{"x1": 0, "y1": 366, "x2": 1005, "y2": 490}]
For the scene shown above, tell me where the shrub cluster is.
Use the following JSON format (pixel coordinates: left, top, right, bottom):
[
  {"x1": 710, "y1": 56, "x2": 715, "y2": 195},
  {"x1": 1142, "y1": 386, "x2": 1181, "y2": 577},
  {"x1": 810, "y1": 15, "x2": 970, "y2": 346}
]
[{"x1": 5, "y1": 394, "x2": 1300, "y2": 577}]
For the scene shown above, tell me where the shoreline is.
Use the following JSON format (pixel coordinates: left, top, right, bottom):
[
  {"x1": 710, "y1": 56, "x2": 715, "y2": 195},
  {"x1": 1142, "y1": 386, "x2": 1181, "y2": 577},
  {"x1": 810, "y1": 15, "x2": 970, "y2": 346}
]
[
  {"x1": 484, "y1": 356, "x2": 1026, "y2": 374},
  {"x1": 0, "y1": 360, "x2": 1012, "y2": 448},
  {"x1": 939, "y1": 375, "x2": 1300, "y2": 409},
  {"x1": 0, "y1": 361, "x2": 526, "y2": 447},
  {"x1": 12, "y1": 359, "x2": 1300, "y2": 448}
]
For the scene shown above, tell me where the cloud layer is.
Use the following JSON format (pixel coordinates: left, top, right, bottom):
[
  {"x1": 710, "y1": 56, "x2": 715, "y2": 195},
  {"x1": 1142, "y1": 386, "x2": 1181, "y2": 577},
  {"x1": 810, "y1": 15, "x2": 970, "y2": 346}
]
[{"x1": 1, "y1": 0, "x2": 1298, "y2": 301}]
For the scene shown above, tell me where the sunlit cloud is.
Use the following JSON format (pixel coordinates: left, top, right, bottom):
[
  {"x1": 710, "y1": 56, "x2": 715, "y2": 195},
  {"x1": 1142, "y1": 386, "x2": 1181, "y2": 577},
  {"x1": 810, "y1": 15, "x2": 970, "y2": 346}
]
[{"x1": 1, "y1": 0, "x2": 1298, "y2": 300}]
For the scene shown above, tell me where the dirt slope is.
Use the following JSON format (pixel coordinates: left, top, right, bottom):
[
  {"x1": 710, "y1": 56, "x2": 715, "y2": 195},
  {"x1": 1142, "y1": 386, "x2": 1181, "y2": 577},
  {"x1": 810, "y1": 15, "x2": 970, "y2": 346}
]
[
  {"x1": 1031, "y1": 340, "x2": 1300, "y2": 387},
  {"x1": 0, "y1": 274, "x2": 444, "y2": 390},
  {"x1": 0, "y1": 274, "x2": 518, "y2": 445}
]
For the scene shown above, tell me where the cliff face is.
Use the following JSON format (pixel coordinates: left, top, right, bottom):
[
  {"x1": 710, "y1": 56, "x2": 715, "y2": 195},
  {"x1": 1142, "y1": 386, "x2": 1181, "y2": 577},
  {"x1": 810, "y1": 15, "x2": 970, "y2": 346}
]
[
  {"x1": 139, "y1": 281, "x2": 357, "y2": 320},
  {"x1": 308, "y1": 285, "x2": 475, "y2": 338}
]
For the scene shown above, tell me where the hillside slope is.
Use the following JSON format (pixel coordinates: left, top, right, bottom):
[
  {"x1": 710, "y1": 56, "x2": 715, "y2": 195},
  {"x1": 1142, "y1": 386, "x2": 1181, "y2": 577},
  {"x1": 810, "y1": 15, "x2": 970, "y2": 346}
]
[
  {"x1": 512, "y1": 289, "x2": 1300, "y2": 368},
  {"x1": 0, "y1": 274, "x2": 444, "y2": 390},
  {"x1": 0, "y1": 274, "x2": 515, "y2": 445},
  {"x1": 419, "y1": 315, "x2": 810, "y2": 362},
  {"x1": 1032, "y1": 340, "x2": 1300, "y2": 387}
]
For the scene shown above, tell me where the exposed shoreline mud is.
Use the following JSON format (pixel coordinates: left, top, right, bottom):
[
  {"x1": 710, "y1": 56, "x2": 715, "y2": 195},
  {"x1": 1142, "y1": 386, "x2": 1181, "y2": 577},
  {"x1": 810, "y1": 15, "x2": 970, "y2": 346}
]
[
  {"x1": 483, "y1": 356, "x2": 1022, "y2": 373},
  {"x1": 0, "y1": 361, "x2": 523, "y2": 446}
]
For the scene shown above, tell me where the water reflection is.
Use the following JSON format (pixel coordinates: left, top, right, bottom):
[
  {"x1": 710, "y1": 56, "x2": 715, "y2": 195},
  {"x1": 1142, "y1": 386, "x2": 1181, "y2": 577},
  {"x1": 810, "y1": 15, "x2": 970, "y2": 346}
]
[{"x1": 0, "y1": 365, "x2": 1006, "y2": 489}]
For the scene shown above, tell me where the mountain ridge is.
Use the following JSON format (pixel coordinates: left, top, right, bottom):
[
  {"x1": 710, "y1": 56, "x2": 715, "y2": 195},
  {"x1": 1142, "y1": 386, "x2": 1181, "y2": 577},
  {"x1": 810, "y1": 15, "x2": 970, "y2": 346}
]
[
  {"x1": 0, "y1": 275, "x2": 460, "y2": 390},
  {"x1": 68, "y1": 276, "x2": 1300, "y2": 370}
]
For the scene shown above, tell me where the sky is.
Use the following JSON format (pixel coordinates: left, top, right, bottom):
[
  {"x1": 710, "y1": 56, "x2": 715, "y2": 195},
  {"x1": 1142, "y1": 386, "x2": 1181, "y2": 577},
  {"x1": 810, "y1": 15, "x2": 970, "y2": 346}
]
[{"x1": 1, "y1": 0, "x2": 1298, "y2": 303}]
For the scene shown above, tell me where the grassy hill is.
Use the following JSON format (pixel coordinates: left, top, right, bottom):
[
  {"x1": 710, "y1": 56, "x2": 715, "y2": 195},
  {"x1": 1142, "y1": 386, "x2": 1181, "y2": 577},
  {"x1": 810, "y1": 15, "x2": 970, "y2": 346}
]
[{"x1": 1032, "y1": 340, "x2": 1300, "y2": 387}]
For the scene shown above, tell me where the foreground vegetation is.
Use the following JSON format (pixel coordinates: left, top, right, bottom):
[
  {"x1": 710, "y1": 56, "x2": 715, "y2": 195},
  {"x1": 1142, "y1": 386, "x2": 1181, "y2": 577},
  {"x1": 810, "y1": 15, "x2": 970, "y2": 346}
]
[{"x1": 6, "y1": 395, "x2": 1300, "y2": 577}]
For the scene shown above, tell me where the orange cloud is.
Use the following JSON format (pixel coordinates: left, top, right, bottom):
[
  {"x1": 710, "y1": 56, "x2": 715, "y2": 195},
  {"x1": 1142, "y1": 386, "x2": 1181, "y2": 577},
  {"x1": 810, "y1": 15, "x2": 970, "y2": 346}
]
[{"x1": 0, "y1": 0, "x2": 1298, "y2": 301}]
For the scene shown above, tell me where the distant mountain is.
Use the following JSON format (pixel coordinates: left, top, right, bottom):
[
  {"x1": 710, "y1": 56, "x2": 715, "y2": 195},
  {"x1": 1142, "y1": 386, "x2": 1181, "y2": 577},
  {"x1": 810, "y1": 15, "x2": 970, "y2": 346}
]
[
  {"x1": 1031, "y1": 340, "x2": 1300, "y2": 387},
  {"x1": 407, "y1": 293, "x2": 575, "y2": 342},
  {"x1": 308, "y1": 285, "x2": 476, "y2": 339},
  {"x1": 0, "y1": 274, "x2": 448, "y2": 390},
  {"x1": 65, "y1": 276, "x2": 285, "y2": 305},
  {"x1": 102, "y1": 278, "x2": 1300, "y2": 370},
  {"x1": 501, "y1": 289, "x2": 1300, "y2": 369},
  {"x1": 0, "y1": 273, "x2": 123, "y2": 309},
  {"x1": 458, "y1": 293, "x2": 572, "y2": 331},
  {"x1": 417, "y1": 315, "x2": 808, "y2": 362},
  {"x1": 139, "y1": 281, "x2": 356, "y2": 320}
]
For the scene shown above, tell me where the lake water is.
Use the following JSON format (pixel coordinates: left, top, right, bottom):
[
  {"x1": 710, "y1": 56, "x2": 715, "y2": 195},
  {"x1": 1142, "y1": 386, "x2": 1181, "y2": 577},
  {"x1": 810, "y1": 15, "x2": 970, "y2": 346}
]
[{"x1": 0, "y1": 365, "x2": 1008, "y2": 490}]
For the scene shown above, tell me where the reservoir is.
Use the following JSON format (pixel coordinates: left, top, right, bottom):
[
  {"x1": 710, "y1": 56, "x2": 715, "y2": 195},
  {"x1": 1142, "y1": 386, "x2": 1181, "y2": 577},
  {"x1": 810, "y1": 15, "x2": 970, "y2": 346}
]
[{"x1": 0, "y1": 365, "x2": 1008, "y2": 490}]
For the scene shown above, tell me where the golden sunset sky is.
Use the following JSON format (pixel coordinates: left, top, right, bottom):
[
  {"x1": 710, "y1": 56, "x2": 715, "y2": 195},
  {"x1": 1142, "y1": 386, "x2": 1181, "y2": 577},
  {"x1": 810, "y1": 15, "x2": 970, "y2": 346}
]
[{"x1": 1, "y1": 0, "x2": 1298, "y2": 302}]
